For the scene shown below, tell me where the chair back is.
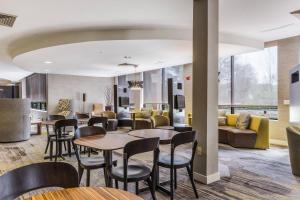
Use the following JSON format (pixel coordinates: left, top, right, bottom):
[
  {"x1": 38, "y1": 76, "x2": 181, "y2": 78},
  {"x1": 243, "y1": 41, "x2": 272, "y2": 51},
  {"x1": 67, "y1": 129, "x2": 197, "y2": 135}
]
[
  {"x1": 286, "y1": 126, "x2": 300, "y2": 176},
  {"x1": 171, "y1": 131, "x2": 196, "y2": 148},
  {"x1": 171, "y1": 131, "x2": 198, "y2": 165},
  {"x1": 48, "y1": 115, "x2": 65, "y2": 121},
  {"x1": 75, "y1": 113, "x2": 89, "y2": 119},
  {"x1": 74, "y1": 126, "x2": 106, "y2": 139},
  {"x1": 0, "y1": 162, "x2": 78, "y2": 200},
  {"x1": 73, "y1": 126, "x2": 106, "y2": 163},
  {"x1": 123, "y1": 138, "x2": 160, "y2": 183},
  {"x1": 54, "y1": 119, "x2": 78, "y2": 130},
  {"x1": 88, "y1": 117, "x2": 108, "y2": 129}
]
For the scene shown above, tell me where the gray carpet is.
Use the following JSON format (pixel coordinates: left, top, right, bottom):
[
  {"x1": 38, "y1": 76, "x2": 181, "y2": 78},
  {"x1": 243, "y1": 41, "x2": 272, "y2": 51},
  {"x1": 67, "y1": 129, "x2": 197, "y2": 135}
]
[{"x1": 1, "y1": 132, "x2": 300, "y2": 200}]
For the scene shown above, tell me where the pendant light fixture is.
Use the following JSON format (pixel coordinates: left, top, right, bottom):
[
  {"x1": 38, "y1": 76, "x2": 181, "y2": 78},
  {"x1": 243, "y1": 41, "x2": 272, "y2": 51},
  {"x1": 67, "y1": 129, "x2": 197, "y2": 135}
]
[{"x1": 128, "y1": 64, "x2": 143, "y2": 90}]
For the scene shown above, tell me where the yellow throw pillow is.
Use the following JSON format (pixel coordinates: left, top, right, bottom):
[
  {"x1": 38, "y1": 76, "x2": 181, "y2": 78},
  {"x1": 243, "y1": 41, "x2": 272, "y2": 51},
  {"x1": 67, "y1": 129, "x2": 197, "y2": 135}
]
[
  {"x1": 249, "y1": 116, "x2": 262, "y2": 132},
  {"x1": 226, "y1": 114, "x2": 238, "y2": 126}
]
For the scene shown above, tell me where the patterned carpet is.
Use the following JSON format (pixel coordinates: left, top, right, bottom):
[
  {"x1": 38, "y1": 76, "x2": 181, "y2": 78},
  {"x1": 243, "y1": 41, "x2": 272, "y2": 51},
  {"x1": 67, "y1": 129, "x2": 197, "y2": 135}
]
[{"x1": 1, "y1": 131, "x2": 300, "y2": 200}]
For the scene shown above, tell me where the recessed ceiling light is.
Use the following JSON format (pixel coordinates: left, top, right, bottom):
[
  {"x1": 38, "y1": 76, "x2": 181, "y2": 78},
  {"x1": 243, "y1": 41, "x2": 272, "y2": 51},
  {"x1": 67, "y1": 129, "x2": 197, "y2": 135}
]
[{"x1": 44, "y1": 61, "x2": 52, "y2": 64}]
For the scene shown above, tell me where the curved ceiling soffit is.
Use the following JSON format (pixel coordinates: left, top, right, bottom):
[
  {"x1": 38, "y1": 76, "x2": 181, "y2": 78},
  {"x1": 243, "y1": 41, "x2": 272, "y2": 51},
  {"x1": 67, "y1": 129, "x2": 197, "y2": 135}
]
[{"x1": 8, "y1": 28, "x2": 193, "y2": 58}]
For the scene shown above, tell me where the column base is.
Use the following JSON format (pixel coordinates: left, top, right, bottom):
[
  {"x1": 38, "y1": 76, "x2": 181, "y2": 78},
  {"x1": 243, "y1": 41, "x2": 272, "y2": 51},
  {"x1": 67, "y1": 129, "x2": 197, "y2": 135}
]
[{"x1": 194, "y1": 171, "x2": 220, "y2": 184}]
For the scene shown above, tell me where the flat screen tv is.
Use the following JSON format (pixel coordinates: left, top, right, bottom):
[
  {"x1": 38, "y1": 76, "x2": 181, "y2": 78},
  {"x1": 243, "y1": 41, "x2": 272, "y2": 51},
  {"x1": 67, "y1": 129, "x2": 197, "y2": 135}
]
[
  {"x1": 119, "y1": 96, "x2": 130, "y2": 107},
  {"x1": 174, "y1": 95, "x2": 185, "y2": 109}
]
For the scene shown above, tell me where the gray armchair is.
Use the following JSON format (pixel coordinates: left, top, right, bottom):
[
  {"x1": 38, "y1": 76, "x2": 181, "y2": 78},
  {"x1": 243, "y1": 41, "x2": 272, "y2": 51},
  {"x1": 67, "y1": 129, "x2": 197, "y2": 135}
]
[{"x1": 286, "y1": 126, "x2": 300, "y2": 176}]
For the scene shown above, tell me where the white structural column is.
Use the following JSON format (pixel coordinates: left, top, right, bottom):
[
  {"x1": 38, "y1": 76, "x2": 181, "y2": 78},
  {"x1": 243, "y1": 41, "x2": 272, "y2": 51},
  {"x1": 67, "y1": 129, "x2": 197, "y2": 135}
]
[{"x1": 192, "y1": 0, "x2": 220, "y2": 184}]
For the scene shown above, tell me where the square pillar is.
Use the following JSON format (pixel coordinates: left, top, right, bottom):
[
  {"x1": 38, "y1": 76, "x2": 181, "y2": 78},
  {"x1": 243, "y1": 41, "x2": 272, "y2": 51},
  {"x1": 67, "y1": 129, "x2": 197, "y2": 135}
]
[{"x1": 192, "y1": 0, "x2": 220, "y2": 184}]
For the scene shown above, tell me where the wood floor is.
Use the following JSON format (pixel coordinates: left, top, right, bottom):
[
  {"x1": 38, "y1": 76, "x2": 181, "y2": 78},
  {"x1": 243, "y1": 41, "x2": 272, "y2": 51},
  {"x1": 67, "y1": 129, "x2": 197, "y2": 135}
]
[{"x1": 0, "y1": 132, "x2": 300, "y2": 200}]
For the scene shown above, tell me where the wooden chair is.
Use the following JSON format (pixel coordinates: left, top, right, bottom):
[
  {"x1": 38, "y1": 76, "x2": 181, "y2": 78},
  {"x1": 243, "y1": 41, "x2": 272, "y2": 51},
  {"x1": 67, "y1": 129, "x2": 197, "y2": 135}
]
[
  {"x1": 52, "y1": 119, "x2": 78, "y2": 161},
  {"x1": 157, "y1": 131, "x2": 199, "y2": 200},
  {"x1": 0, "y1": 162, "x2": 78, "y2": 200},
  {"x1": 110, "y1": 137, "x2": 160, "y2": 200},
  {"x1": 73, "y1": 126, "x2": 117, "y2": 186},
  {"x1": 45, "y1": 115, "x2": 65, "y2": 155},
  {"x1": 88, "y1": 117, "x2": 108, "y2": 130}
]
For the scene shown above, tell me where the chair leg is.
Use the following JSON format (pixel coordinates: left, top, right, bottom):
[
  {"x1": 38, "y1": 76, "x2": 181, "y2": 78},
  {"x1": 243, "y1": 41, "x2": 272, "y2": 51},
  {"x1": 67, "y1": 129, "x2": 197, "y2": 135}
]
[
  {"x1": 78, "y1": 166, "x2": 84, "y2": 184},
  {"x1": 115, "y1": 180, "x2": 119, "y2": 189},
  {"x1": 147, "y1": 177, "x2": 157, "y2": 200},
  {"x1": 86, "y1": 169, "x2": 91, "y2": 186},
  {"x1": 186, "y1": 166, "x2": 199, "y2": 199},
  {"x1": 124, "y1": 180, "x2": 128, "y2": 191},
  {"x1": 45, "y1": 138, "x2": 50, "y2": 154},
  {"x1": 88, "y1": 148, "x2": 91, "y2": 157},
  {"x1": 135, "y1": 182, "x2": 139, "y2": 195},
  {"x1": 63, "y1": 141, "x2": 67, "y2": 151},
  {"x1": 174, "y1": 168, "x2": 177, "y2": 189},
  {"x1": 49, "y1": 141, "x2": 53, "y2": 161},
  {"x1": 55, "y1": 141, "x2": 59, "y2": 162},
  {"x1": 67, "y1": 141, "x2": 71, "y2": 157},
  {"x1": 170, "y1": 167, "x2": 174, "y2": 200}
]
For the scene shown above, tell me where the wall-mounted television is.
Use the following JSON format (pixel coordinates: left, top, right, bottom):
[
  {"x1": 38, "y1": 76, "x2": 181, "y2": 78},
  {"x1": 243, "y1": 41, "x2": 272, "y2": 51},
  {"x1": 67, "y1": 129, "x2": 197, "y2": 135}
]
[
  {"x1": 119, "y1": 96, "x2": 130, "y2": 107},
  {"x1": 174, "y1": 95, "x2": 185, "y2": 109}
]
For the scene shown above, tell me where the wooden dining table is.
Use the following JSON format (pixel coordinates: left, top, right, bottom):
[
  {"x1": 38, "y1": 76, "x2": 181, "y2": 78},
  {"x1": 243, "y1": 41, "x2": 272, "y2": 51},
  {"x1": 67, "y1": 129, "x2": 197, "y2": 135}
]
[
  {"x1": 128, "y1": 129, "x2": 179, "y2": 144},
  {"x1": 74, "y1": 133, "x2": 140, "y2": 187},
  {"x1": 25, "y1": 187, "x2": 142, "y2": 200}
]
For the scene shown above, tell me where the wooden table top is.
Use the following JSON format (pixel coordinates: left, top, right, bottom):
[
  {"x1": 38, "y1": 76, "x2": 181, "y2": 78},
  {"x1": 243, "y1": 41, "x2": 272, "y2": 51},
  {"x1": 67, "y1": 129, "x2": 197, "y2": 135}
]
[
  {"x1": 128, "y1": 129, "x2": 178, "y2": 144},
  {"x1": 26, "y1": 187, "x2": 142, "y2": 200},
  {"x1": 74, "y1": 133, "x2": 139, "y2": 151}
]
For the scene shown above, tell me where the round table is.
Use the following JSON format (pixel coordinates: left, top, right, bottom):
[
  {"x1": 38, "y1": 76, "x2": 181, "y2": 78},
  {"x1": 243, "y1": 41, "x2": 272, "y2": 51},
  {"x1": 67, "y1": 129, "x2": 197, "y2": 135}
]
[
  {"x1": 26, "y1": 187, "x2": 142, "y2": 200},
  {"x1": 128, "y1": 129, "x2": 178, "y2": 144}
]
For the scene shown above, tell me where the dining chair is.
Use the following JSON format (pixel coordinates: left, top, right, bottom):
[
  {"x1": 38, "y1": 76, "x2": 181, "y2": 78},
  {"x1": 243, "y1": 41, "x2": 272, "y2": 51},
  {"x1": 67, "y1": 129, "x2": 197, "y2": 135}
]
[
  {"x1": 0, "y1": 162, "x2": 78, "y2": 200},
  {"x1": 73, "y1": 126, "x2": 117, "y2": 186},
  {"x1": 158, "y1": 131, "x2": 199, "y2": 200},
  {"x1": 110, "y1": 137, "x2": 160, "y2": 200},
  {"x1": 44, "y1": 115, "x2": 65, "y2": 155},
  {"x1": 52, "y1": 119, "x2": 78, "y2": 161},
  {"x1": 88, "y1": 117, "x2": 108, "y2": 130}
]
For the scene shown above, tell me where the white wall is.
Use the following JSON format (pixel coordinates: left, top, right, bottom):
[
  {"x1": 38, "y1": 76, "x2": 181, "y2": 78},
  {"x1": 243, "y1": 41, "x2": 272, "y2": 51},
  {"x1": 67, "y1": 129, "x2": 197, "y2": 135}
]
[{"x1": 47, "y1": 74, "x2": 114, "y2": 114}]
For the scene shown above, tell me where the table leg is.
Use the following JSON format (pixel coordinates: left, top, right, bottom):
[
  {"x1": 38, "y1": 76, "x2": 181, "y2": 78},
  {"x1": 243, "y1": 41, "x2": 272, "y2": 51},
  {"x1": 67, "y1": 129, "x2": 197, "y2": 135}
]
[
  {"x1": 103, "y1": 150, "x2": 113, "y2": 187},
  {"x1": 37, "y1": 123, "x2": 42, "y2": 135}
]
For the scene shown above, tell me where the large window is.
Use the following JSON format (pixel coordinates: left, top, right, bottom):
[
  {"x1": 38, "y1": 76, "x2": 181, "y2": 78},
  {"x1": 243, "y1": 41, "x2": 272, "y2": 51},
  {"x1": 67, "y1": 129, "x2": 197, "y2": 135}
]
[
  {"x1": 218, "y1": 46, "x2": 278, "y2": 118},
  {"x1": 234, "y1": 47, "x2": 278, "y2": 106},
  {"x1": 218, "y1": 57, "x2": 232, "y2": 105}
]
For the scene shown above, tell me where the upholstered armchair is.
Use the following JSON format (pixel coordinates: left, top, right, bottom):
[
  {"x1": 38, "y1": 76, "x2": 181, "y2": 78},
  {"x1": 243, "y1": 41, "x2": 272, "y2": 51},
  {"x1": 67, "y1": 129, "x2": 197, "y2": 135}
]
[
  {"x1": 92, "y1": 103, "x2": 104, "y2": 116},
  {"x1": 152, "y1": 115, "x2": 170, "y2": 128},
  {"x1": 286, "y1": 126, "x2": 300, "y2": 176},
  {"x1": 56, "y1": 99, "x2": 72, "y2": 118}
]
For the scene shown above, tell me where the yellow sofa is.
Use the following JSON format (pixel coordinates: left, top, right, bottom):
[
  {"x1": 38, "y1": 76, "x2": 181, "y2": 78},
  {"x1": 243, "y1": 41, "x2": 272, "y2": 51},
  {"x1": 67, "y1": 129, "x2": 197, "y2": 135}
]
[
  {"x1": 219, "y1": 114, "x2": 269, "y2": 149},
  {"x1": 188, "y1": 113, "x2": 269, "y2": 149}
]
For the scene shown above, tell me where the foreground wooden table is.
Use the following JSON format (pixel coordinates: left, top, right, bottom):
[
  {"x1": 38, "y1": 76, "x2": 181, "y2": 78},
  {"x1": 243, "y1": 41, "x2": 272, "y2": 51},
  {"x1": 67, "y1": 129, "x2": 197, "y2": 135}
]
[
  {"x1": 128, "y1": 129, "x2": 178, "y2": 144},
  {"x1": 26, "y1": 187, "x2": 142, "y2": 200},
  {"x1": 74, "y1": 134, "x2": 139, "y2": 187}
]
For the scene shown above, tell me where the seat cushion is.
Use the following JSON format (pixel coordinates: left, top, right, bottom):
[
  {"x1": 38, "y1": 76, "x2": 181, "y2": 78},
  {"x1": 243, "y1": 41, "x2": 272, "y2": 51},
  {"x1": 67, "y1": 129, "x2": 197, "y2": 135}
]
[
  {"x1": 111, "y1": 165, "x2": 151, "y2": 182},
  {"x1": 158, "y1": 153, "x2": 190, "y2": 168},
  {"x1": 80, "y1": 156, "x2": 117, "y2": 169},
  {"x1": 80, "y1": 156, "x2": 106, "y2": 168},
  {"x1": 218, "y1": 126, "x2": 236, "y2": 144},
  {"x1": 227, "y1": 129, "x2": 257, "y2": 148}
]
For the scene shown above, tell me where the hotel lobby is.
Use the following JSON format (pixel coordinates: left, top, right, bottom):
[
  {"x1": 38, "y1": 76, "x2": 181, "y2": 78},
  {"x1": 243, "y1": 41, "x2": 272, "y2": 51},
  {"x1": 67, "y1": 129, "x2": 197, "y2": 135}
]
[{"x1": 1, "y1": 0, "x2": 300, "y2": 199}]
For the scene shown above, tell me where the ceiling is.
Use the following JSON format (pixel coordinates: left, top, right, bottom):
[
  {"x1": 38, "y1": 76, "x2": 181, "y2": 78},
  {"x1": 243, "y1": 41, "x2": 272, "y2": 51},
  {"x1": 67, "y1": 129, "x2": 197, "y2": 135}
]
[{"x1": 1, "y1": 0, "x2": 300, "y2": 80}]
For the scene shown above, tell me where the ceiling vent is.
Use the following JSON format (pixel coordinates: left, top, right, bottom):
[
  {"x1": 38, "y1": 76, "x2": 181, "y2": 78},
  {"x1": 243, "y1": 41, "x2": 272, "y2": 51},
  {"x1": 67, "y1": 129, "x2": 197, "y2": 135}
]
[{"x1": 0, "y1": 12, "x2": 17, "y2": 27}]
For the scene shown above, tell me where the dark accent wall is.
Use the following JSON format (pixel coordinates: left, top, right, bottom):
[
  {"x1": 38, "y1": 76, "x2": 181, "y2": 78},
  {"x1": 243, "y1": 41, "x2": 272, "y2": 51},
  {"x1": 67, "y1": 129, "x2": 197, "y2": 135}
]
[
  {"x1": 0, "y1": 86, "x2": 19, "y2": 98},
  {"x1": 26, "y1": 73, "x2": 47, "y2": 102}
]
